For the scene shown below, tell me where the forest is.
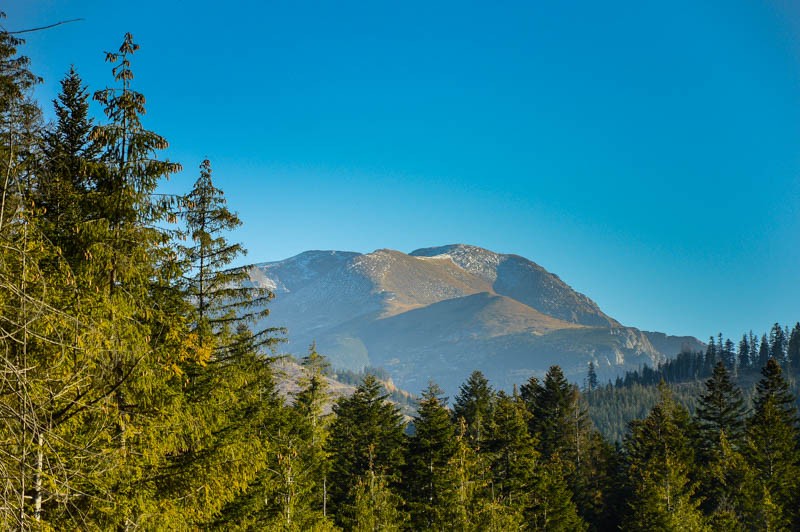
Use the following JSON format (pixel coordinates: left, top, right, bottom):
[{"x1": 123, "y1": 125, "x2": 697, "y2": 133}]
[{"x1": 1, "y1": 18, "x2": 799, "y2": 531}]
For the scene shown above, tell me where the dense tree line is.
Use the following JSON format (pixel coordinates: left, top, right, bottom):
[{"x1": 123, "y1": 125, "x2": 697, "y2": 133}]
[
  {"x1": 617, "y1": 324, "x2": 800, "y2": 388},
  {"x1": 2, "y1": 17, "x2": 799, "y2": 530}
]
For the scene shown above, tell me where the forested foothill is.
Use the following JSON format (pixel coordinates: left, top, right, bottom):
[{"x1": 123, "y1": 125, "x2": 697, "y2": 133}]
[{"x1": 1, "y1": 17, "x2": 798, "y2": 530}]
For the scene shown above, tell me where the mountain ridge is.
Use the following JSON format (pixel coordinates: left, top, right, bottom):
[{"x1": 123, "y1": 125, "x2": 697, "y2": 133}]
[{"x1": 247, "y1": 244, "x2": 704, "y2": 393}]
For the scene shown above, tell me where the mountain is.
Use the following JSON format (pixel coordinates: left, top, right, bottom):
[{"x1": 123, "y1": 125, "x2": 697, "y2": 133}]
[{"x1": 247, "y1": 244, "x2": 704, "y2": 394}]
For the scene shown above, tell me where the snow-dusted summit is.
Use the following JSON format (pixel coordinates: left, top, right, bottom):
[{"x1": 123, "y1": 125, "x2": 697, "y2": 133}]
[{"x1": 247, "y1": 244, "x2": 703, "y2": 393}]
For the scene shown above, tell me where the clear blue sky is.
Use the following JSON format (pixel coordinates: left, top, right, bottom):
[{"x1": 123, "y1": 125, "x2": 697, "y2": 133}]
[{"x1": 7, "y1": 0, "x2": 800, "y2": 340}]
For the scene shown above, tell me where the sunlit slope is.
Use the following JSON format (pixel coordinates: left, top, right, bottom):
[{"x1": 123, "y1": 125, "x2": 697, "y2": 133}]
[{"x1": 248, "y1": 244, "x2": 703, "y2": 393}]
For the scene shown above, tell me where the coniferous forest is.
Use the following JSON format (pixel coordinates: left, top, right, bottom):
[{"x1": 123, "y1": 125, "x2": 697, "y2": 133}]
[{"x1": 2, "y1": 18, "x2": 800, "y2": 531}]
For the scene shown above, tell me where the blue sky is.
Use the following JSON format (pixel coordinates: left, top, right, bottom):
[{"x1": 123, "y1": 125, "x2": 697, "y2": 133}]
[{"x1": 7, "y1": 0, "x2": 800, "y2": 340}]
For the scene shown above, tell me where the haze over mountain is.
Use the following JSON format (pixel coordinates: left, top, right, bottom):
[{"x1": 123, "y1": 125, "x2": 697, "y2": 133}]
[{"x1": 247, "y1": 244, "x2": 703, "y2": 393}]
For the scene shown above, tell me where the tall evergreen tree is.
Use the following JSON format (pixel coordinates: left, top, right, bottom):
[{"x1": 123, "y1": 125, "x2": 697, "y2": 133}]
[
  {"x1": 586, "y1": 361, "x2": 598, "y2": 391},
  {"x1": 786, "y1": 322, "x2": 800, "y2": 371},
  {"x1": 768, "y1": 323, "x2": 788, "y2": 364},
  {"x1": 722, "y1": 338, "x2": 735, "y2": 369},
  {"x1": 181, "y1": 158, "x2": 278, "y2": 349},
  {"x1": 73, "y1": 33, "x2": 191, "y2": 528},
  {"x1": 694, "y1": 361, "x2": 746, "y2": 453},
  {"x1": 486, "y1": 392, "x2": 538, "y2": 515},
  {"x1": 525, "y1": 366, "x2": 588, "y2": 464},
  {"x1": 448, "y1": 417, "x2": 497, "y2": 530},
  {"x1": 403, "y1": 382, "x2": 458, "y2": 530},
  {"x1": 693, "y1": 362, "x2": 747, "y2": 522},
  {"x1": 0, "y1": 21, "x2": 118, "y2": 529},
  {"x1": 452, "y1": 370, "x2": 495, "y2": 448},
  {"x1": 36, "y1": 67, "x2": 99, "y2": 262},
  {"x1": 704, "y1": 337, "x2": 717, "y2": 376},
  {"x1": 745, "y1": 358, "x2": 800, "y2": 524},
  {"x1": 748, "y1": 331, "x2": 759, "y2": 368},
  {"x1": 622, "y1": 383, "x2": 706, "y2": 531},
  {"x1": 152, "y1": 157, "x2": 287, "y2": 527},
  {"x1": 326, "y1": 374, "x2": 405, "y2": 526},
  {"x1": 287, "y1": 343, "x2": 334, "y2": 524},
  {"x1": 348, "y1": 466, "x2": 406, "y2": 531},
  {"x1": 758, "y1": 334, "x2": 770, "y2": 368},
  {"x1": 737, "y1": 334, "x2": 750, "y2": 371}
]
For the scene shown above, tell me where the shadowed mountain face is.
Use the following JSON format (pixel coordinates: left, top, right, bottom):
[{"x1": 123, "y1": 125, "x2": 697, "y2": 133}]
[{"x1": 248, "y1": 244, "x2": 703, "y2": 394}]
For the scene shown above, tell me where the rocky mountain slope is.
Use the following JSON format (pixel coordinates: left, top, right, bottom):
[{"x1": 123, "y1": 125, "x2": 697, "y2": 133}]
[{"x1": 248, "y1": 244, "x2": 703, "y2": 394}]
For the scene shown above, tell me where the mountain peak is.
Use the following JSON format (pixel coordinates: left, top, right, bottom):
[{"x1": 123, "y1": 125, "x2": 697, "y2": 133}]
[{"x1": 246, "y1": 244, "x2": 702, "y2": 393}]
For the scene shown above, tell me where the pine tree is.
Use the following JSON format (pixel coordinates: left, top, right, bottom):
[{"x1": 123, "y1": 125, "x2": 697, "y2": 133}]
[
  {"x1": 403, "y1": 382, "x2": 458, "y2": 530},
  {"x1": 702, "y1": 432, "x2": 760, "y2": 529},
  {"x1": 758, "y1": 334, "x2": 770, "y2": 368},
  {"x1": 36, "y1": 67, "x2": 99, "y2": 263},
  {"x1": 704, "y1": 337, "x2": 717, "y2": 376},
  {"x1": 448, "y1": 417, "x2": 495, "y2": 531},
  {"x1": 586, "y1": 361, "x2": 598, "y2": 391},
  {"x1": 452, "y1": 370, "x2": 495, "y2": 448},
  {"x1": 745, "y1": 358, "x2": 800, "y2": 523},
  {"x1": 290, "y1": 343, "x2": 334, "y2": 520},
  {"x1": 722, "y1": 338, "x2": 735, "y2": 369},
  {"x1": 525, "y1": 366, "x2": 588, "y2": 465},
  {"x1": 73, "y1": 33, "x2": 191, "y2": 528},
  {"x1": 527, "y1": 458, "x2": 588, "y2": 531},
  {"x1": 622, "y1": 383, "x2": 706, "y2": 531},
  {"x1": 693, "y1": 362, "x2": 747, "y2": 522},
  {"x1": 737, "y1": 334, "x2": 750, "y2": 372},
  {"x1": 485, "y1": 392, "x2": 538, "y2": 516},
  {"x1": 768, "y1": 323, "x2": 788, "y2": 364},
  {"x1": 181, "y1": 158, "x2": 278, "y2": 349},
  {"x1": 787, "y1": 322, "x2": 800, "y2": 371},
  {"x1": 152, "y1": 157, "x2": 286, "y2": 526},
  {"x1": 326, "y1": 374, "x2": 405, "y2": 526},
  {"x1": 0, "y1": 21, "x2": 107, "y2": 528},
  {"x1": 694, "y1": 361, "x2": 746, "y2": 454}
]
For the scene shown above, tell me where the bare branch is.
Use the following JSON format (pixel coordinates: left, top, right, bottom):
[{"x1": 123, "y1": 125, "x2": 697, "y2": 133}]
[{"x1": 6, "y1": 19, "x2": 84, "y2": 35}]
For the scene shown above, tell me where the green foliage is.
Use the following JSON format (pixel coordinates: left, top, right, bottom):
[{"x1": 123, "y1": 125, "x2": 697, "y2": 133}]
[
  {"x1": 2, "y1": 12, "x2": 800, "y2": 530},
  {"x1": 452, "y1": 370, "x2": 495, "y2": 448},
  {"x1": 694, "y1": 361, "x2": 746, "y2": 454},
  {"x1": 326, "y1": 374, "x2": 405, "y2": 526},
  {"x1": 403, "y1": 382, "x2": 458, "y2": 530},
  {"x1": 622, "y1": 384, "x2": 707, "y2": 531},
  {"x1": 745, "y1": 358, "x2": 800, "y2": 525}
]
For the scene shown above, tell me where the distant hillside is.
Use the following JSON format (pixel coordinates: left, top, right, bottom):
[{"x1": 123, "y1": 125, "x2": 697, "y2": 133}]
[{"x1": 248, "y1": 244, "x2": 702, "y2": 394}]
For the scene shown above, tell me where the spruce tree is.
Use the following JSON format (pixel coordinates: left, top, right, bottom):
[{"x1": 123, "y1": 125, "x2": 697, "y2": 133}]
[
  {"x1": 703, "y1": 337, "x2": 717, "y2": 376},
  {"x1": 758, "y1": 334, "x2": 770, "y2": 368},
  {"x1": 37, "y1": 67, "x2": 99, "y2": 263},
  {"x1": 154, "y1": 157, "x2": 286, "y2": 526},
  {"x1": 452, "y1": 370, "x2": 495, "y2": 448},
  {"x1": 73, "y1": 33, "x2": 191, "y2": 528},
  {"x1": 693, "y1": 362, "x2": 747, "y2": 523},
  {"x1": 181, "y1": 158, "x2": 278, "y2": 349},
  {"x1": 745, "y1": 358, "x2": 800, "y2": 523},
  {"x1": 694, "y1": 361, "x2": 746, "y2": 454},
  {"x1": 485, "y1": 392, "x2": 538, "y2": 515},
  {"x1": 787, "y1": 322, "x2": 800, "y2": 371},
  {"x1": 722, "y1": 338, "x2": 735, "y2": 369},
  {"x1": 0, "y1": 22, "x2": 109, "y2": 528},
  {"x1": 748, "y1": 331, "x2": 759, "y2": 369},
  {"x1": 290, "y1": 343, "x2": 334, "y2": 521},
  {"x1": 403, "y1": 382, "x2": 458, "y2": 530},
  {"x1": 622, "y1": 383, "x2": 706, "y2": 531},
  {"x1": 768, "y1": 323, "x2": 788, "y2": 363},
  {"x1": 525, "y1": 366, "x2": 590, "y2": 466},
  {"x1": 326, "y1": 374, "x2": 405, "y2": 526},
  {"x1": 348, "y1": 467, "x2": 406, "y2": 531},
  {"x1": 448, "y1": 417, "x2": 496, "y2": 530},
  {"x1": 737, "y1": 334, "x2": 750, "y2": 372},
  {"x1": 586, "y1": 361, "x2": 598, "y2": 391}
]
